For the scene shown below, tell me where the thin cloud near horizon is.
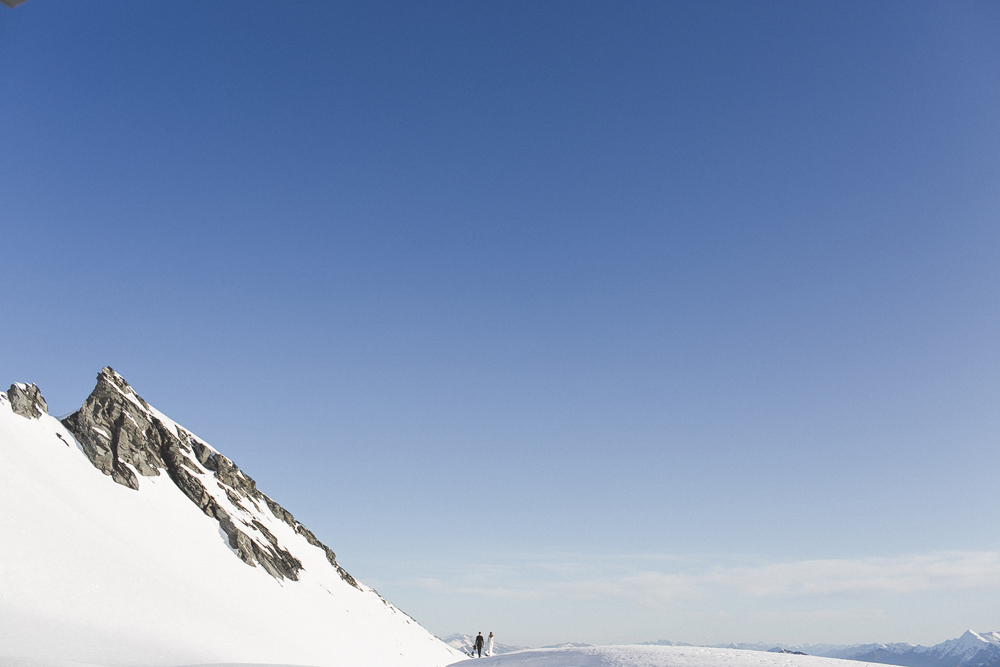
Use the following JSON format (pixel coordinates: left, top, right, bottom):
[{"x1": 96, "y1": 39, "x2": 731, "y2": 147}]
[{"x1": 408, "y1": 550, "x2": 1000, "y2": 603}]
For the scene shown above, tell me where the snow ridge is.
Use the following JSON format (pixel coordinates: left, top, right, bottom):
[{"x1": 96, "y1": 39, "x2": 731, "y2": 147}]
[
  {"x1": 60, "y1": 367, "x2": 356, "y2": 585},
  {"x1": 0, "y1": 371, "x2": 462, "y2": 667}
]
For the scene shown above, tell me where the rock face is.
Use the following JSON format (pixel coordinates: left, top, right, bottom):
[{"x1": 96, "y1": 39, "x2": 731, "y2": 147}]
[
  {"x1": 7, "y1": 383, "x2": 48, "y2": 419},
  {"x1": 1, "y1": 371, "x2": 463, "y2": 667},
  {"x1": 60, "y1": 367, "x2": 358, "y2": 586}
]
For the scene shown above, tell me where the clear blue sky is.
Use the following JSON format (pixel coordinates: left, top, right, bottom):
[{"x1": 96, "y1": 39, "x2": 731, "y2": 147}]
[{"x1": 2, "y1": 0, "x2": 999, "y2": 648}]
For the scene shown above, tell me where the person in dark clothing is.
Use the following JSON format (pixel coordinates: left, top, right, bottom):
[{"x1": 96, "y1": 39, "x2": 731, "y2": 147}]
[{"x1": 475, "y1": 632, "x2": 485, "y2": 657}]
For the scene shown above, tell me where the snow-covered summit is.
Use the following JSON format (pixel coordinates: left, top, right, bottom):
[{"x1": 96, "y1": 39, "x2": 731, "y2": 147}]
[
  {"x1": 828, "y1": 631, "x2": 1000, "y2": 667},
  {"x1": 0, "y1": 370, "x2": 462, "y2": 667},
  {"x1": 932, "y1": 631, "x2": 1000, "y2": 661}
]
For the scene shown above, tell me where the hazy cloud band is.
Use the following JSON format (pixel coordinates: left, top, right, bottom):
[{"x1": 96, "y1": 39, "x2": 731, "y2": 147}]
[{"x1": 423, "y1": 551, "x2": 1000, "y2": 604}]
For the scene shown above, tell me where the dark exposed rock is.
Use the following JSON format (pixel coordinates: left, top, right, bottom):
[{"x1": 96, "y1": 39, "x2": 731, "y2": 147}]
[
  {"x1": 58, "y1": 367, "x2": 359, "y2": 588},
  {"x1": 258, "y1": 490, "x2": 360, "y2": 587},
  {"x1": 265, "y1": 495, "x2": 296, "y2": 528},
  {"x1": 7, "y1": 383, "x2": 48, "y2": 419},
  {"x1": 260, "y1": 491, "x2": 359, "y2": 587},
  {"x1": 59, "y1": 369, "x2": 163, "y2": 490},
  {"x1": 295, "y1": 522, "x2": 359, "y2": 587}
]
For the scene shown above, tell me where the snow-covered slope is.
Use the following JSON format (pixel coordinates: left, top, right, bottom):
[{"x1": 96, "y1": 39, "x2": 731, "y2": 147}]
[
  {"x1": 0, "y1": 369, "x2": 463, "y2": 667},
  {"x1": 444, "y1": 645, "x2": 890, "y2": 667}
]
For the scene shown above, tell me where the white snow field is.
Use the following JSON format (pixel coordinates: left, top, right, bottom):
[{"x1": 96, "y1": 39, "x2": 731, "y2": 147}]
[
  {"x1": 444, "y1": 645, "x2": 888, "y2": 667},
  {"x1": 0, "y1": 388, "x2": 462, "y2": 667}
]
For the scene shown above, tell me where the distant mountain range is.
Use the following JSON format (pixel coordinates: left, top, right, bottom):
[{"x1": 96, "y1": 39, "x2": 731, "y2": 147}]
[
  {"x1": 828, "y1": 631, "x2": 1000, "y2": 667},
  {"x1": 640, "y1": 630, "x2": 1000, "y2": 667},
  {"x1": 443, "y1": 630, "x2": 1000, "y2": 667}
]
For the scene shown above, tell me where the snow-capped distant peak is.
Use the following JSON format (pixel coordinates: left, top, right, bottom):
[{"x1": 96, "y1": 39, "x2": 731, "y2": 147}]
[
  {"x1": 941, "y1": 630, "x2": 1000, "y2": 654},
  {"x1": 839, "y1": 630, "x2": 1000, "y2": 667}
]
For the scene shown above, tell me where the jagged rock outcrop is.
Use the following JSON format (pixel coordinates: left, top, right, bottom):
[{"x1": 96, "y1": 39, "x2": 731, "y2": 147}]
[
  {"x1": 7, "y1": 383, "x2": 48, "y2": 419},
  {"x1": 60, "y1": 367, "x2": 359, "y2": 587}
]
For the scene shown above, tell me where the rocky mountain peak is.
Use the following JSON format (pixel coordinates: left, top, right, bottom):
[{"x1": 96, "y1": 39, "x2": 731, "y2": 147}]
[
  {"x1": 59, "y1": 368, "x2": 359, "y2": 587},
  {"x1": 7, "y1": 382, "x2": 49, "y2": 419},
  {"x1": 96, "y1": 365, "x2": 149, "y2": 404},
  {"x1": 61, "y1": 367, "x2": 168, "y2": 490}
]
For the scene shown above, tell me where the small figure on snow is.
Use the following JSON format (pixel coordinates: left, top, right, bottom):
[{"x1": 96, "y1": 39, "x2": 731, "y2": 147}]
[
  {"x1": 486, "y1": 632, "x2": 494, "y2": 657},
  {"x1": 475, "y1": 632, "x2": 485, "y2": 657}
]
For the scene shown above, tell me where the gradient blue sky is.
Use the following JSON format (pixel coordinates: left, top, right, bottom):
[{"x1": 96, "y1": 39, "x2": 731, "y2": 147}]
[{"x1": 2, "y1": 0, "x2": 999, "y2": 648}]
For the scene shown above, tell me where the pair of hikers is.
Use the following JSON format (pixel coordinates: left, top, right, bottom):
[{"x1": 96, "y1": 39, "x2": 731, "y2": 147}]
[{"x1": 472, "y1": 631, "x2": 494, "y2": 658}]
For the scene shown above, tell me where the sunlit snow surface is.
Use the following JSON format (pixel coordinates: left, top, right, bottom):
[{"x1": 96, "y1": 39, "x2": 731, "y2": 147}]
[
  {"x1": 0, "y1": 391, "x2": 461, "y2": 667},
  {"x1": 0, "y1": 386, "x2": 897, "y2": 667},
  {"x1": 0, "y1": 646, "x2": 894, "y2": 667},
  {"x1": 444, "y1": 646, "x2": 886, "y2": 667}
]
